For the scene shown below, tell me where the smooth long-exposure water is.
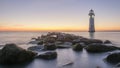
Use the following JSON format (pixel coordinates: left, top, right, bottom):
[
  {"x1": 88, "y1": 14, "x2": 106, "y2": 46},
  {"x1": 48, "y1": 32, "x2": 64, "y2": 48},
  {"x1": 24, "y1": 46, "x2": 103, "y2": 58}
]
[{"x1": 0, "y1": 32, "x2": 120, "y2": 68}]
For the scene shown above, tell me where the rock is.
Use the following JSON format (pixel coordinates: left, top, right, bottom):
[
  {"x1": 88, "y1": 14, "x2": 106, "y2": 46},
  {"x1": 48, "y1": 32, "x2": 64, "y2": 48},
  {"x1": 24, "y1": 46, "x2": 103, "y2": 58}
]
[
  {"x1": 85, "y1": 44, "x2": 120, "y2": 53},
  {"x1": 80, "y1": 39, "x2": 103, "y2": 45},
  {"x1": 44, "y1": 43, "x2": 57, "y2": 50},
  {"x1": 73, "y1": 43, "x2": 83, "y2": 51},
  {"x1": 36, "y1": 51, "x2": 57, "y2": 60},
  {"x1": 0, "y1": 43, "x2": 37, "y2": 64},
  {"x1": 55, "y1": 41, "x2": 63, "y2": 45},
  {"x1": 37, "y1": 41, "x2": 43, "y2": 45},
  {"x1": 57, "y1": 45, "x2": 71, "y2": 49},
  {"x1": 104, "y1": 40, "x2": 112, "y2": 44},
  {"x1": 29, "y1": 40, "x2": 39, "y2": 44},
  {"x1": 115, "y1": 63, "x2": 120, "y2": 68},
  {"x1": 27, "y1": 46, "x2": 44, "y2": 51},
  {"x1": 56, "y1": 42, "x2": 72, "y2": 49},
  {"x1": 72, "y1": 39, "x2": 81, "y2": 45},
  {"x1": 64, "y1": 42, "x2": 72, "y2": 46},
  {"x1": 106, "y1": 52, "x2": 120, "y2": 64},
  {"x1": 43, "y1": 36, "x2": 56, "y2": 43}
]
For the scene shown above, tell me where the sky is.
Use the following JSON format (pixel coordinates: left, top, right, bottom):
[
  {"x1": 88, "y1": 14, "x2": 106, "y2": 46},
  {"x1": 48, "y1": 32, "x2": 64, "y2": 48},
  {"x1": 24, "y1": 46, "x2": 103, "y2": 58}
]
[{"x1": 0, "y1": 0, "x2": 120, "y2": 31}]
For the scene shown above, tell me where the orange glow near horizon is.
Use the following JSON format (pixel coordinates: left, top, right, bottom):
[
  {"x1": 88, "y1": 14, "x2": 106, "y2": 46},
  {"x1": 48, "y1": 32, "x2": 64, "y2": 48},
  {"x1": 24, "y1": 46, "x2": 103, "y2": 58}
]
[{"x1": 0, "y1": 26, "x2": 120, "y2": 32}]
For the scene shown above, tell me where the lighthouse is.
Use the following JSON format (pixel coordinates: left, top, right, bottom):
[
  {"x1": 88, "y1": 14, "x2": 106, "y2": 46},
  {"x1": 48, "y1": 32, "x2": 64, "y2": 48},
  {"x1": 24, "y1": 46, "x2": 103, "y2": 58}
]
[{"x1": 89, "y1": 9, "x2": 95, "y2": 32}]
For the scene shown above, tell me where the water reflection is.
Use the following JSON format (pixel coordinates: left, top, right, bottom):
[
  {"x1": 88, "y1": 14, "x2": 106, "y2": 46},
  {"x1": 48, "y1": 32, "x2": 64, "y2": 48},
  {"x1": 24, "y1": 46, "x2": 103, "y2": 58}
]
[{"x1": 89, "y1": 32, "x2": 95, "y2": 39}]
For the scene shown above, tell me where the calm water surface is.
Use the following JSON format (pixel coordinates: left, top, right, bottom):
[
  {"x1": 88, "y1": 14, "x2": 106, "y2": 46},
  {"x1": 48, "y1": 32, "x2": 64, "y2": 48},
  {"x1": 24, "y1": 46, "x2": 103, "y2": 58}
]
[{"x1": 0, "y1": 32, "x2": 120, "y2": 68}]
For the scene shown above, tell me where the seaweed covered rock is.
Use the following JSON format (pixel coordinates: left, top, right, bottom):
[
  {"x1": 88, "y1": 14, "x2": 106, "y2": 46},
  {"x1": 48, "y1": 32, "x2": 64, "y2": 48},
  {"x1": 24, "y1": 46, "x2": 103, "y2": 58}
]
[
  {"x1": 104, "y1": 40, "x2": 112, "y2": 44},
  {"x1": 73, "y1": 43, "x2": 83, "y2": 51},
  {"x1": 0, "y1": 43, "x2": 37, "y2": 64},
  {"x1": 106, "y1": 52, "x2": 120, "y2": 64},
  {"x1": 44, "y1": 43, "x2": 57, "y2": 50},
  {"x1": 85, "y1": 44, "x2": 120, "y2": 53},
  {"x1": 36, "y1": 51, "x2": 57, "y2": 60}
]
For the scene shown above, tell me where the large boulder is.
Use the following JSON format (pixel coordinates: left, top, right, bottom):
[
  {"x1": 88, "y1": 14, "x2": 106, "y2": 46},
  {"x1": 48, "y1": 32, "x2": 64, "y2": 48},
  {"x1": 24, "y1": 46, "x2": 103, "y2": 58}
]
[
  {"x1": 44, "y1": 43, "x2": 57, "y2": 50},
  {"x1": 36, "y1": 51, "x2": 57, "y2": 60},
  {"x1": 0, "y1": 44, "x2": 37, "y2": 64},
  {"x1": 73, "y1": 43, "x2": 83, "y2": 51},
  {"x1": 85, "y1": 44, "x2": 120, "y2": 53},
  {"x1": 106, "y1": 52, "x2": 120, "y2": 64}
]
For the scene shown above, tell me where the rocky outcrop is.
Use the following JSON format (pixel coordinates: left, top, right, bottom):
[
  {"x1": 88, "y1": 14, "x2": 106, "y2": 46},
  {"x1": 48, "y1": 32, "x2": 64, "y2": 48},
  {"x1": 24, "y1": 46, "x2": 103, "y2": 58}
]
[
  {"x1": 85, "y1": 44, "x2": 120, "y2": 53},
  {"x1": 104, "y1": 40, "x2": 112, "y2": 44},
  {"x1": 36, "y1": 51, "x2": 57, "y2": 60},
  {"x1": 0, "y1": 44, "x2": 37, "y2": 64},
  {"x1": 73, "y1": 43, "x2": 83, "y2": 51},
  {"x1": 44, "y1": 43, "x2": 57, "y2": 50},
  {"x1": 106, "y1": 52, "x2": 120, "y2": 64}
]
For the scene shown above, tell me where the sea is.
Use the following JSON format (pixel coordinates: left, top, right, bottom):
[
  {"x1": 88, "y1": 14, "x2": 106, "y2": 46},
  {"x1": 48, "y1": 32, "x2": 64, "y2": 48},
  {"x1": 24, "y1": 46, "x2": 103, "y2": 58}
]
[{"x1": 0, "y1": 31, "x2": 120, "y2": 68}]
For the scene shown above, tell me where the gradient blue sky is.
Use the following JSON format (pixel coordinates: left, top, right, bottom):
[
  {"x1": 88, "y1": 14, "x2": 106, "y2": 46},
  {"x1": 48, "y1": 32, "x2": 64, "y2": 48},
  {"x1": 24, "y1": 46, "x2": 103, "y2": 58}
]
[{"x1": 0, "y1": 0, "x2": 120, "y2": 31}]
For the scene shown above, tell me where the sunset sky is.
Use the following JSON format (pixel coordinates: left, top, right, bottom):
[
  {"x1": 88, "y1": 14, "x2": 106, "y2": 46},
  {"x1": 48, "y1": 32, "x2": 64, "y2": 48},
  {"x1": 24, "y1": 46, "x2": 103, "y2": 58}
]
[{"x1": 0, "y1": 0, "x2": 120, "y2": 31}]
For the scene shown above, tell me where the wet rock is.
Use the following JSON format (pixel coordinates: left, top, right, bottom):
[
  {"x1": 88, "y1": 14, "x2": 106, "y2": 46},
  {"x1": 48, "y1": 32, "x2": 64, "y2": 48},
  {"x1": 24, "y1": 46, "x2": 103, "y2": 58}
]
[
  {"x1": 64, "y1": 42, "x2": 72, "y2": 46},
  {"x1": 85, "y1": 44, "x2": 120, "y2": 53},
  {"x1": 44, "y1": 43, "x2": 57, "y2": 50},
  {"x1": 104, "y1": 40, "x2": 112, "y2": 44},
  {"x1": 80, "y1": 39, "x2": 103, "y2": 45},
  {"x1": 29, "y1": 41, "x2": 39, "y2": 44},
  {"x1": 43, "y1": 36, "x2": 56, "y2": 43},
  {"x1": 36, "y1": 51, "x2": 57, "y2": 60},
  {"x1": 55, "y1": 41, "x2": 63, "y2": 45},
  {"x1": 0, "y1": 43, "x2": 37, "y2": 64},
  {"x1": 72, "y1": 39, "x2": 81, "y2": 45},
  {"x1": 106, "y1": 52, "x2": 120, "y2": 64},
  {"x1": 57, "y1": 45, "x2": 71, "y2": 49},
  {"x1": 37, "y1": 41, "x2": 43, "y2": 45},
  {"x1": 115, "y1": 63, "x2": 120, "y2": 68},
  {"x1": 27, "y1": 46, "x2": 44, "y2": 51},
  {"x1": 56, "y1": 42, "x2": 72, "y2": 49},
  {"x1": 73, "y1": 43, "x2": 83, "y2": 51}
]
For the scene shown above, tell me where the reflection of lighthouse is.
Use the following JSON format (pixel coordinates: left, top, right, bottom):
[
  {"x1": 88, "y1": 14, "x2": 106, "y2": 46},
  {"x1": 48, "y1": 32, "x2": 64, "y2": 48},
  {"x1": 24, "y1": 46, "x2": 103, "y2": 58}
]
[{"x1": 89, "y1": 9, "x2": 95, "y2": 32}]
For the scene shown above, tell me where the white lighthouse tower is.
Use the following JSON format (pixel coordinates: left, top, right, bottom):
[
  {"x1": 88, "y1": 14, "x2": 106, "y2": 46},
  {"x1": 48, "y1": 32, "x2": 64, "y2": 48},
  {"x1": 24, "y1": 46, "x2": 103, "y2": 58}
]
[{"x1": 89, "y1": 9, "x2": 95, "y2": 32}]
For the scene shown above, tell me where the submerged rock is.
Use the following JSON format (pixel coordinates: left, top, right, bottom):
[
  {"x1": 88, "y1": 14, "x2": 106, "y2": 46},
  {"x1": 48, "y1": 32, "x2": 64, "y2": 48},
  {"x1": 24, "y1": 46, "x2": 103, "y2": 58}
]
[
  {"x1": 73, "y1": 43, "x2": 83, "y2": 51},
  {"x1": 106, "y1": 52, "x2": 120, "y2": 64},
  {"x1": 36, "y1": 51, "x2": 57, "y2": 60},
  {"x1": 104, "y1": 40, "x2": 112, "y2": 44},
  {"x1": 0, "y1": 43, "x2": 37, "y2": 64},
  {"x1": 44, "y1": 43, "x2": 57, "y2": 50},
  {"x1": 85, "y1": 44, "x2": 120, "y2": 53}
]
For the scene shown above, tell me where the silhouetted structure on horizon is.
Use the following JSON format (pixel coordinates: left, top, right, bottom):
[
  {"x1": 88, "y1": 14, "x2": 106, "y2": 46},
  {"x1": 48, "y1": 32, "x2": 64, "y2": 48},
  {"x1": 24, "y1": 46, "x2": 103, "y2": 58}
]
[{"x1": 89, "y1": 9, "x2": 95, "y2": 32}]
